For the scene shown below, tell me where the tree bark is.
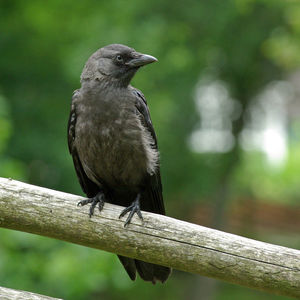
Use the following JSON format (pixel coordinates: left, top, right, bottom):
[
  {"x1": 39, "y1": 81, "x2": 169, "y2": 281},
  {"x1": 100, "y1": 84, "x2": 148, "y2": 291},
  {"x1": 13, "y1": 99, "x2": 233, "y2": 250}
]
[
  {"x1": 0, "y1": 286, "x2": 62, "y2": 300},
  {"x1": 0, "y1": 177, "x2": 299, "y2": 298}
]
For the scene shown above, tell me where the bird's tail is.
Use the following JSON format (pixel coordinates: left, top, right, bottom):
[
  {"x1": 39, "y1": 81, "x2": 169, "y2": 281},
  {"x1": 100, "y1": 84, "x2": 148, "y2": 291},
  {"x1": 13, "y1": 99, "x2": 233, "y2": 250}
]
[{"x1": 118, "y1": 255, "x2": 171, "y2": 284}]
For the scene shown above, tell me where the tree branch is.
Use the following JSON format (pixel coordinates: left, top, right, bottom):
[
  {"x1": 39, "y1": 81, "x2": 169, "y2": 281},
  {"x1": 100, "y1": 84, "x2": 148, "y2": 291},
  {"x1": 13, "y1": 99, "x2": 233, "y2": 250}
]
[
  {"x1": 0, "y1": 286, "x2": 62, "y2": 300},
  {"x1": 0, "y1": 177, "x2": 299, "y2": 298}
]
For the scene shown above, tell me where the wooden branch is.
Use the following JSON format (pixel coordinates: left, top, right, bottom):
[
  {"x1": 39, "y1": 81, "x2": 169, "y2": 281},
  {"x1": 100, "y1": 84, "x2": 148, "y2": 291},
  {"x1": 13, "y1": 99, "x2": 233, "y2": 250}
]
[
  {"x1": 0, "y1": 286, "x2": 62, "y2": 300},
  {"x1": 0, "y1": 177, "x2": 299, "y2": 298}
]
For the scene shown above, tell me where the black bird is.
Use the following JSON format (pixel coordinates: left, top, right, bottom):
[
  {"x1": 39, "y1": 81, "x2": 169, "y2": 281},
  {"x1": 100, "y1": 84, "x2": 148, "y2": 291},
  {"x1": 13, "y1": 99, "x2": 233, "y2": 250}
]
[{"x1": 67, "y1": 44, "x2": 171, "y2": 283}]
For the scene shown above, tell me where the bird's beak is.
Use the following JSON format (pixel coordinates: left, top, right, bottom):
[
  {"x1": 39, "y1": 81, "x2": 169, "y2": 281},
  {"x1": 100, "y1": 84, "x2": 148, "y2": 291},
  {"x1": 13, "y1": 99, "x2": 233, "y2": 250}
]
[{"x1": 126, "y1": 53, "x2": 158, "y2": 68}]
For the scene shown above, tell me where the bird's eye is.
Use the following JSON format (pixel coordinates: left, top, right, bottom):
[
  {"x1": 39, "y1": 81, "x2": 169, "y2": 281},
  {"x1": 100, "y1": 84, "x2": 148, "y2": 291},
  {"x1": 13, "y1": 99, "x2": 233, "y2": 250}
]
[{"x1": 116, "y1": 55, "x2": 123, "y2": 62}]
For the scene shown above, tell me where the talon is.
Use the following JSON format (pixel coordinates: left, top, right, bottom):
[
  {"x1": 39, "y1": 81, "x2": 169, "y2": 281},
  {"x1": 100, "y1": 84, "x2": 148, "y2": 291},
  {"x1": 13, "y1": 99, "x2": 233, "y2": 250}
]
[
  {"x1": 77, "y1": 199, "x2": 93, "y2": 207},
  {"x1": 98, "y1": 200, "x2": 104, "y2": 211},
  {"x1": 119, "y1": 206, "x2": 132, "y2": 219},
  {"x1": 119, "y1": 194, "x2": 143, "y2": 227},
  {"x1": 77, "y1": 191, "x2": 105, "y2": 218}
]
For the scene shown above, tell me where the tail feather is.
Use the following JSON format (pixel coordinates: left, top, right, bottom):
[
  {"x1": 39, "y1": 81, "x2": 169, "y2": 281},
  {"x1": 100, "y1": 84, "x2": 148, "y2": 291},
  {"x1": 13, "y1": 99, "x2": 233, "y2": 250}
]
[
  {"x1": 135, "y1": 259, "x2": 171, "y2": 283},
  {"x1": 118, "y1": 255, "x2": 136, "y2": 281},
  {"x1": 118, "y1": 255, "x2": 171, "y2": 284}
]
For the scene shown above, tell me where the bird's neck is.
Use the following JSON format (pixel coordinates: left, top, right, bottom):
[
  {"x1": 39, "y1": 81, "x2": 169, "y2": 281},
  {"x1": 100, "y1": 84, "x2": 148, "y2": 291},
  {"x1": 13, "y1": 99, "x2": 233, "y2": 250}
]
[
  {"x1": 80, "y1": 78, "x2": 132, "y2": 98},
  {"x1": 81, "y1": 76, "x2": 131, "y2": 91}
]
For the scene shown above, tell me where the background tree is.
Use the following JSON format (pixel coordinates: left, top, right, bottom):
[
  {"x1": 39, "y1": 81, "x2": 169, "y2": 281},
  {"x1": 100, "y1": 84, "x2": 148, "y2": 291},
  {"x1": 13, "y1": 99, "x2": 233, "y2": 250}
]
[{"x1": 0, "y1": 0, "x2": 299, "y2": 299}]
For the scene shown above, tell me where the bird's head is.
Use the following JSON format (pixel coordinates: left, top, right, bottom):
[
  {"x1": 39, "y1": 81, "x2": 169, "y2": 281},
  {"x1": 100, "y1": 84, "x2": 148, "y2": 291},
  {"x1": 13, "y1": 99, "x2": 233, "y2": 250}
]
[{"x1": 80, "y1": 44, "x2": 157, "y2": 87}]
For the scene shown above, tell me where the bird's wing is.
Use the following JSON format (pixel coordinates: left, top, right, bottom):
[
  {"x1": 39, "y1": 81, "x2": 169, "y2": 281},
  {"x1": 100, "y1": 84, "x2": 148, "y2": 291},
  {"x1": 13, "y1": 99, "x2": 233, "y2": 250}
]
[
  {"x1": 132, "y1": 88, "x2": 166, "y2": 215},
  {"x1": 68, "y1": 90, "x2": 99, "y2": 198}
]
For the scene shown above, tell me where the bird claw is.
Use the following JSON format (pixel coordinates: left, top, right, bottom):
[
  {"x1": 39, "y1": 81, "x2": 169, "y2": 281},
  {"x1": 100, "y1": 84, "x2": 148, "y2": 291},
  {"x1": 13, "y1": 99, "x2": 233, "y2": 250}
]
[
  {"x1": 77, "y1": 198, "x2": 93, "y2": 207},
  {"x1": 119, "y1": 195, "x2": 143, "y2": 227},
  {"x1": 77, "y1": 192, "x2": 105, "y2": 217}
]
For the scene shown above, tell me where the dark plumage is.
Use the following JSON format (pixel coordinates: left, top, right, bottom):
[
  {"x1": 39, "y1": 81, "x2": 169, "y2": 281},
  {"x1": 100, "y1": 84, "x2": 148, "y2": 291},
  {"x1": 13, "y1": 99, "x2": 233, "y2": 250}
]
[{"x1": 67, "y1": 44, "x2": 171, "y2": 283}]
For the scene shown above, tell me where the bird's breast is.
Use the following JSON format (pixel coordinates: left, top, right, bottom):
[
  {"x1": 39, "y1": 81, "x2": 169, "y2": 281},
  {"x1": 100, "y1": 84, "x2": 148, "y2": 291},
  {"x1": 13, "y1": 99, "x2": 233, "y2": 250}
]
[{"x1": 75, "y1": 95, "x2": 158, "y2": 189}]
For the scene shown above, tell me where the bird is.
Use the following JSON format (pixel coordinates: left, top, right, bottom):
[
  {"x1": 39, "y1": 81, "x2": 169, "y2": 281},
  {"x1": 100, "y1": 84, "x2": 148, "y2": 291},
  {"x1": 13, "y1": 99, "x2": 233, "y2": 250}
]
[{"x1": 67, "y1": 44, "x2": 171, "y2": 283}]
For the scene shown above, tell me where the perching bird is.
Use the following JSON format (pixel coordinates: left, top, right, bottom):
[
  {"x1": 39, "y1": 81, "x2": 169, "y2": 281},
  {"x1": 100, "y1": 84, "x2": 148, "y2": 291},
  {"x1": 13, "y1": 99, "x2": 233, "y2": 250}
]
[{"x1": 67, "y1": 44, "x2": 171, "y2": 283}]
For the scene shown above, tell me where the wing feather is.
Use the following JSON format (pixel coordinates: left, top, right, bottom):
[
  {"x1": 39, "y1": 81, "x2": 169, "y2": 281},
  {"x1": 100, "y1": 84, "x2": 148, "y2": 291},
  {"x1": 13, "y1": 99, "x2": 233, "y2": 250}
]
[
  {"x1": 133, "y1": 88, "x2": 165, "y2": 215},
  {"x1": 67, "y1": 90, "x2": 99, "y2": 198}
]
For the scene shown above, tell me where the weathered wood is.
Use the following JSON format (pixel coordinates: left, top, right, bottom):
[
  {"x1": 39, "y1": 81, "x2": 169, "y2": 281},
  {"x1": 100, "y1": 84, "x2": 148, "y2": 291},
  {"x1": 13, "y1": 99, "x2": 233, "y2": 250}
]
[
  {"x1": 0, "y1": 286, "x2": 62, "y2": 300},
  {"x1": 0, "y1": 177, "x2": 299, "y2": 298}
]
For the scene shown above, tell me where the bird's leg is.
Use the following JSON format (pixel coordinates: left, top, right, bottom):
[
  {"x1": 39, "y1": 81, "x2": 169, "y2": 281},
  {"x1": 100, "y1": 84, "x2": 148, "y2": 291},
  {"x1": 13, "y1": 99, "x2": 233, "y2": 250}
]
[
  {"x1": 119, "y1": 193, "x2": 143, "y2": 227},
  {"x1": 77, "y1": 191, "x2": 105, "y2": 218}
]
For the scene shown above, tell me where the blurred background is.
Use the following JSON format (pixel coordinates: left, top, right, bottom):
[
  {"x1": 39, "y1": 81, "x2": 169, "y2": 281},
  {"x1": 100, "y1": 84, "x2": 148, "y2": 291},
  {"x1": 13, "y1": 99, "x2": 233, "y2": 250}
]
[{"x1": 0, "y1": 0, "x2": 299, "y2": 299}]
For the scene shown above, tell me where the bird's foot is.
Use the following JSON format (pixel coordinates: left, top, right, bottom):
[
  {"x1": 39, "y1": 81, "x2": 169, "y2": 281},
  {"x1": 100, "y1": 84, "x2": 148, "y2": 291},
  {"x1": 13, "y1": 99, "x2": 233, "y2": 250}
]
[
  {"x1": 119, "y1": 194, "x2": 143, "y2": 227},
  {"x1": 77, "y1": 191, "x2": 105, "y2": 218}
]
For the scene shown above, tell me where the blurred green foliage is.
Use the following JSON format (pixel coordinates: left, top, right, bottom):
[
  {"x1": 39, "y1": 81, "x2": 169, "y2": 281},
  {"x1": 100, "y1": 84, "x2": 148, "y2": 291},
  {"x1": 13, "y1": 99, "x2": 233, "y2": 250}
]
[{"x1": 0, "y1": 0, "x2": 299, "y2": 299}]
